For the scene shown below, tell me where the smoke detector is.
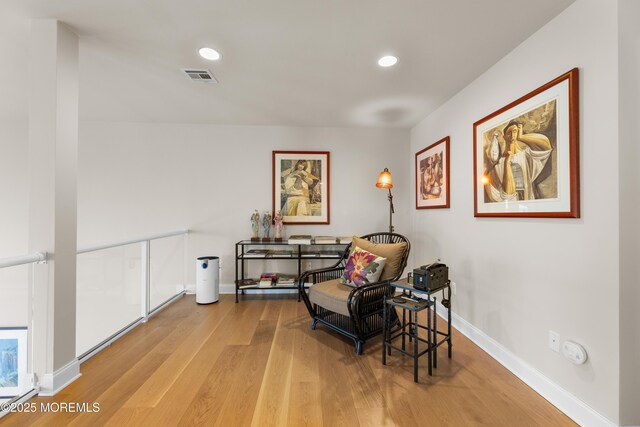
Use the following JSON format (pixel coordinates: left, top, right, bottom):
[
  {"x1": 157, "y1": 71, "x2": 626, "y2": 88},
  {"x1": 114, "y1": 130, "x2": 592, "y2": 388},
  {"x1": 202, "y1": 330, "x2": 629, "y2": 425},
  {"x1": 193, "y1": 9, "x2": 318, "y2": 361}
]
[{"x1": 183, "y1": 69, "x2": 218, "y2": 83}]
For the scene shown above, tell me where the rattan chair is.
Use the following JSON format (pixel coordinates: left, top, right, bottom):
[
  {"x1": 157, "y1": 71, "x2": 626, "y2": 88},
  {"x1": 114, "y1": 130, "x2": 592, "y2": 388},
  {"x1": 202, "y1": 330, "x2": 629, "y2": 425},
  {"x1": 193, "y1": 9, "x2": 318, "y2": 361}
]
[{"x1": 298, "y1": 232, "x2": 410, "y2": 354}]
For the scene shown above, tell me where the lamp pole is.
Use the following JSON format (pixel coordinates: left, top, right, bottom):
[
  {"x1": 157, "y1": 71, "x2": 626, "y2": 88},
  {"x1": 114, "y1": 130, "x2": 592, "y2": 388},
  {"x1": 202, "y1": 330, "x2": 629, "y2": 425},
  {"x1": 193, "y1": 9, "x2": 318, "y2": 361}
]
[{"x1": 387, "y1": 188, "x2": 394, "y2": 233}]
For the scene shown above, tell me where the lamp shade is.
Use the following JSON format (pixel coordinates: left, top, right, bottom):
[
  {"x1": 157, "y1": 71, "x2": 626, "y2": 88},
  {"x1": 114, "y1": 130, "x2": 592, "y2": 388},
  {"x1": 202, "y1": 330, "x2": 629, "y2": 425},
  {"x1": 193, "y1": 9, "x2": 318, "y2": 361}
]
[{"x1": 376, "y1": 168, "x2": 393, "y2": 189}]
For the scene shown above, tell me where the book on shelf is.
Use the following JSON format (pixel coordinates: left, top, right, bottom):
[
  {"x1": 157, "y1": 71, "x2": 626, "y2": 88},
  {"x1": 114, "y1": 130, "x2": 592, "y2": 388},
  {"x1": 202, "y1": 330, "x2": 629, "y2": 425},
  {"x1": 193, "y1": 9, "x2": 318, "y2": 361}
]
[
  {"x1": 244, "y1": 249, "x2": 269, "y2": 258},
  {"x1": 317, "y1": 250, "x2": 342, "y2": 258},
  {"x1": 276, "y1": 274, "x2": 297, "y2": 286},
  {"x1": 301, "y1": 251, "x2": 320, "y2": 257},
  {"x1": 257, "y1": 273, "x2": 274, "y2": 288},
  {"x1": 267, "y1": 249, "x2": 293, "y2": 257},
  {"x1": 259, "y1": 278, "x2": 273, "y2": 288},
  {"x1": 313, "y1": 236, "x2": 337, "y2": 244},
  {"x1": 238, "y1": 279, "x2": 258, "y2": 289},
  {"x1": 338, "y1": 236, "x2": 353, "y2": 244},
  {"x1": 288, "y1": 235, "x2": 312, "y2": 244}
]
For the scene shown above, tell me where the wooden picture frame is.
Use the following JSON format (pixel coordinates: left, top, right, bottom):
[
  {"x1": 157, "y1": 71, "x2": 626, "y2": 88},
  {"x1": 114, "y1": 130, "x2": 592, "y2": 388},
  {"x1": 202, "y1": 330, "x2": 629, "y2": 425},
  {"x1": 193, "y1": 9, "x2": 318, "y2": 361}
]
[
  {"x1": 473, "y1": 68, "x2": 580, "y2": 218},
  {"x1": 0, "y1": 327, "x2": 28, "y2": 398},
  {"x1": 416, "y1": 136, "x2": 450, "y2": 209},
  {"x1": 273, "y1": 151, "x2": 330, "y2": 224}
]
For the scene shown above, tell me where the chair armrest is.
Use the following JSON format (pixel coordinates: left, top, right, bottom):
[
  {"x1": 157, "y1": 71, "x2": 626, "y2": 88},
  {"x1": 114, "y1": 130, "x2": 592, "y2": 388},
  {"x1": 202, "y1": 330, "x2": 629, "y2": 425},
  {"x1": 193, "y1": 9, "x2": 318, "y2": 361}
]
[
  {"x1": 347, "y1": 280, "x2": 394, "y2": 315},
  {"x1": 298, "y1": 265, "x2": 346, "y2": 290}
]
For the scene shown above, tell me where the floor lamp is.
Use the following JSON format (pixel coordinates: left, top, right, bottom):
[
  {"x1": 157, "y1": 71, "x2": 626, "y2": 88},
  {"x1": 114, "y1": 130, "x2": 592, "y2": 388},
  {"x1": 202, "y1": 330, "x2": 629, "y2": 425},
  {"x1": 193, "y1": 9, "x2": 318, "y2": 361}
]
[{"x1": 376, "y1": 168, "x2": 394, "y2": 233}]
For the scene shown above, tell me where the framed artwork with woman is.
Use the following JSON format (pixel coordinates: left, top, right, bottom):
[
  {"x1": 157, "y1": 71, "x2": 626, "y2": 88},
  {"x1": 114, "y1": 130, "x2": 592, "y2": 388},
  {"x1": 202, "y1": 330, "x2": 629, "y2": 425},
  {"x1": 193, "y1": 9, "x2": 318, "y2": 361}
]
[{"x1": 272, "y1": 151, "x2": 330, "y2": 224}]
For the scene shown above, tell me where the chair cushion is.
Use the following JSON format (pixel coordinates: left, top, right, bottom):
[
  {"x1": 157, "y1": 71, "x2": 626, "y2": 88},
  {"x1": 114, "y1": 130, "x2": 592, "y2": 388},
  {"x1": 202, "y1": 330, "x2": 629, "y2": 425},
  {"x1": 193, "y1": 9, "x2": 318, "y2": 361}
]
[
  {"x1": 309, "y1": 279, "x2": 352, "y2": 317},
  {"x1": 341, "y1": 246, "x2": 386, "y2": 287},
  {"x1": 352, "y1": 236, "x2": 408, "y2": 281}
]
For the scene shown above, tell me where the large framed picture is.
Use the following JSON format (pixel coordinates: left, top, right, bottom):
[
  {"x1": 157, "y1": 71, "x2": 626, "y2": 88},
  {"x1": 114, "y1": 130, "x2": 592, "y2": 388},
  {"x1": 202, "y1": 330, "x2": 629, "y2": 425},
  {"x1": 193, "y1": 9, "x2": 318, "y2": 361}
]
[
  {"x1": 0, "y1": 327, "x2": 28, "y2": 398},
  {"x1": 273, "y1": 151, "x2": 330, "y2": 224},
  {"x1": 473, "y1": 68, "x2": 580, "y2": 218},
  {"x1": 416, "y1": 136, "x2": 450, "y2": 209}
]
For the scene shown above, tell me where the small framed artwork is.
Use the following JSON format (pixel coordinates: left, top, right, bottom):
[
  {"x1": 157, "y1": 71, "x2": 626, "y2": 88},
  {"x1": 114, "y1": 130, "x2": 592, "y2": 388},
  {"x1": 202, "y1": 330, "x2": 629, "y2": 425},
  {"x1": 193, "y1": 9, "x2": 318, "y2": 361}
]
[
  {"x1": 273, "y1": 151, "x2": 330, "y2": 224},
  {"x1": 416, "y1": 136, "x2": 450, "y2": 209},
  {"x1": 473, "y1": 68, "x2": 580, "y2": 218},
  {"x1": 0, "y1": 327, "x2": 28, "y2": 398}
]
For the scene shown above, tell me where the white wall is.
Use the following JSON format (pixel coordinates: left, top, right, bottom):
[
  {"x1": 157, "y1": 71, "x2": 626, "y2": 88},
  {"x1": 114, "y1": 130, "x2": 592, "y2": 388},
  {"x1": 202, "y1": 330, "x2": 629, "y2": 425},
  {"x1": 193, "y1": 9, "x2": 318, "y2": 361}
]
[
  {"x1": 78, "y1": 122, "x2": 410, "y2": 285},
  {"x1": 0, "y1": 120, "x2": 29, "y2": 327},
  {"x1": 410, "y1": 0, "x2": 620, "y2": 423},
  {"x1": 618, "y1": 0, "x2": 640, "y2": 424},
  {"x1": 0, "y1": 120, "x2": 28, "y2": 257}
]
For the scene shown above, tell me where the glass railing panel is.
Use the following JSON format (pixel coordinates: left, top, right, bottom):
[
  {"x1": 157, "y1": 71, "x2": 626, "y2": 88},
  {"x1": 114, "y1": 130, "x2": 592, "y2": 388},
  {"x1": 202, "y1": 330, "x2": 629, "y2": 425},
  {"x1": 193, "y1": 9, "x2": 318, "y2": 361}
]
[
  {"x1": 76, "y1": 243, "x2": 142, "y2": 357},
  {"x1": 149, "y1": 235, "x2": 185, "y2": 312}
]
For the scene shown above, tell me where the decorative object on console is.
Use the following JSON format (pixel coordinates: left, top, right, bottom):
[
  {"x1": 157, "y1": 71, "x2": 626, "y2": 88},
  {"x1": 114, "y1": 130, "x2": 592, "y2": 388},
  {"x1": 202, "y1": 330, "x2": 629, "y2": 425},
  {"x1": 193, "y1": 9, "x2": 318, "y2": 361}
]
[
  {"x1": 416, "y1": 136, "x2": 450, "y2": 209},
  {"x1": 376, "y1": 168, "x2": 395, "y2": 233},
  {"x1": 262, "y1": 210, "x2": 272, "y2": 241},
  {"x1": 341, "y1": 247, "x2": 387, "y2": 287},
  {"x1": 273, "y1": 151, "x2": 330, "y2": 224},
  {"x1": 250, "y1": 210, "x2": 260, "y2": 241},
  {"x1": 473, "y1": 68, "x2": 580, "y2": 218},
  {"x1": 273, "y1": 210, "x2": 284, "y2": 241}
]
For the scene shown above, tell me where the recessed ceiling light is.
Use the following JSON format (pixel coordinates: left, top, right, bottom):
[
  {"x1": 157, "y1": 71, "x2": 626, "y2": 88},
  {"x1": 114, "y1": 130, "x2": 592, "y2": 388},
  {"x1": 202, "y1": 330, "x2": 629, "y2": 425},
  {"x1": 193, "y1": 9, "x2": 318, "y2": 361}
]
[
  {"x1": 378, "y1": 55, "x2": 398, "y2": 67},
  {"x1": 199, "y1": 47, "x2": 221, "y2": 61}
]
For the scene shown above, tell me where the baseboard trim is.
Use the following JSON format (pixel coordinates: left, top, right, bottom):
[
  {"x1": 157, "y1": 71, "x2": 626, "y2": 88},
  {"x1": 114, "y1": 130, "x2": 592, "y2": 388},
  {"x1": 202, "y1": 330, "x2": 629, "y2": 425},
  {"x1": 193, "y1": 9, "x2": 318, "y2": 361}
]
[
  {"x1": 220, "y1": 283, "x2": 235, "y2": 294},
  {"x1": 432, "y1": 301, "x2": 616, "y2": 427},
  {"x1": 39, "y1": 358, "x2": 81, "y2": 396}
]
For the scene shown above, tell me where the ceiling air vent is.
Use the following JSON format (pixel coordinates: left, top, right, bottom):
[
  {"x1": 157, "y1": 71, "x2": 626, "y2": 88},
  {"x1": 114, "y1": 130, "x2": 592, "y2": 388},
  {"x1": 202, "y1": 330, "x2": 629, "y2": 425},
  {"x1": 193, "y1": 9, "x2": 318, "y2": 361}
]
[{"x1": 183, "y1": 69, "x2": 218, "y2": 83}]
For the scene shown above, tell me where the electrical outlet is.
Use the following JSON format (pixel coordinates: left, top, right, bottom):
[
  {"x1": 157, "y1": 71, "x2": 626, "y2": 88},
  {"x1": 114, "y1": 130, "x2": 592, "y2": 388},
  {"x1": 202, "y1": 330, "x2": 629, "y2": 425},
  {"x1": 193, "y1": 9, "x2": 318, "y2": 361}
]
[
  {"x1": 548, "y1": 331, "x2": 560, "y2": 352},
  {"x1": 450, "y1": 281, "x2": 457, "y2": 295}
]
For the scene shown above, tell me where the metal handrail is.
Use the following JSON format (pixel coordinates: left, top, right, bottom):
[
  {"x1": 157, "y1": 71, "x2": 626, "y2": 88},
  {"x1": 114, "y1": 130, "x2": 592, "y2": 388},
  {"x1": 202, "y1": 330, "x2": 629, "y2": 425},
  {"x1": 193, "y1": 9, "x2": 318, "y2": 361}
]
[
  {"x1": 0, "y1": 230, "x2": 188, "y2": 267},
  {"x1": 0, "y1": 252, "x2": 47, "y2": 269},
  {"x1": 77, "y1": 229, "x2": 189, "y2": 254}
]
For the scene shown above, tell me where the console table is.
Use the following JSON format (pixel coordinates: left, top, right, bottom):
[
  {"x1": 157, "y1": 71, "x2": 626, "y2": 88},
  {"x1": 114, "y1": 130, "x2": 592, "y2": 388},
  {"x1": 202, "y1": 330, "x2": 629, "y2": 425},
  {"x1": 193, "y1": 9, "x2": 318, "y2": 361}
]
[{"x1": 234, "y1": 239, "x2": 348, "y2": 303}]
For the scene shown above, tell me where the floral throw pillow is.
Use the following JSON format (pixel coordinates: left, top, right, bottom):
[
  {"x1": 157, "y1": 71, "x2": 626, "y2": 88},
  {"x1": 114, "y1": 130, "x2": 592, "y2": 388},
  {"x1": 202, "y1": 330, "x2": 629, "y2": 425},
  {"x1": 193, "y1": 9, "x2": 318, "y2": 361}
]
[{"x1": 341, "y1": 246, "x2": 387, "y2": 287}]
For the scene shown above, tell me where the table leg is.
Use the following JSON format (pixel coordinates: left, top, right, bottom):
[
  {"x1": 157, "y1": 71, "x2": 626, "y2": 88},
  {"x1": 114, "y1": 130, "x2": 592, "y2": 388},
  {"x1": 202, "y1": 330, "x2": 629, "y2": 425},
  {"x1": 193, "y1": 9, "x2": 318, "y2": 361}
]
[
  {"x1": 433, "y1": 296, "x2": 438, "y2": 369},
  {"x1": 401, "y1": 306, "x2": 407, "y2": 351},
  {"x1": 448, "y1": 287, "x2": 453, "y2": 358},
  {"x1": 413, "y1": 311, "x2": 418, "y2": 383},
  {"x1": 427, "y1": 299, "x2": 432, "y2": 376}
]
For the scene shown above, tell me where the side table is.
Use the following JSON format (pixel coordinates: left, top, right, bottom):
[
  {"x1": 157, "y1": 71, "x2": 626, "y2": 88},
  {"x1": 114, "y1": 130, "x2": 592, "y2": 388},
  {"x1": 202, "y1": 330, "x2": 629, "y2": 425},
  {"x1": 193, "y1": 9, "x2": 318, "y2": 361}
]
[{"x1": 381, "y1": 278, "x2": 452, "y2": 382}]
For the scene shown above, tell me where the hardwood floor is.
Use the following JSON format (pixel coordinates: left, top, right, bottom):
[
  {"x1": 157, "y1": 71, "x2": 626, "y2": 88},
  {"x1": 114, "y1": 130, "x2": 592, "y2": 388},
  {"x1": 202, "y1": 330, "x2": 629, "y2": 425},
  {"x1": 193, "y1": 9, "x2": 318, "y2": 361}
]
[{"x1": 2, "y1": 294, "x2": 576, "y2": 426}]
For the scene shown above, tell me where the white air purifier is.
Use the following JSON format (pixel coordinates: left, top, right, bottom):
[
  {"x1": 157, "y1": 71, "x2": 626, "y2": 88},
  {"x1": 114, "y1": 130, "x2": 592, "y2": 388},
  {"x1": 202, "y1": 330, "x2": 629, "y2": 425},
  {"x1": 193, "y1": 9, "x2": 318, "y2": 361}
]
[{"x1": 196, "y1": 256, "x2": 219, "y2": 304}]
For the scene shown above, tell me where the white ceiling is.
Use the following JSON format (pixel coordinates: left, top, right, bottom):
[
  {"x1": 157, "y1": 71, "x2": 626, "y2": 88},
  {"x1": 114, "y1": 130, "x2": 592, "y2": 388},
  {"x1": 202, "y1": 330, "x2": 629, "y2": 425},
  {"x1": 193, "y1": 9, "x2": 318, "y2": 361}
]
[{"x1": 1, "y1": 0, "x2": 574, "y2": 128}]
